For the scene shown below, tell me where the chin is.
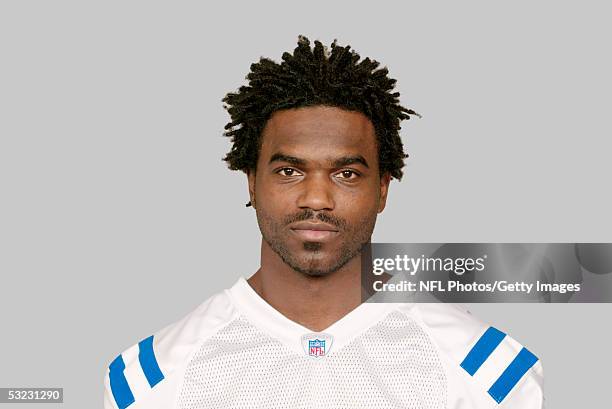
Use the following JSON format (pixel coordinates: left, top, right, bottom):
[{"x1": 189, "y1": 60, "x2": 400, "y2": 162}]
[
  {"x1": 293, "y1": 265, "x2": 337, "y2": 278},
  {"x1": 267, "y1": 236, "x2": 352, "y2": 277},
  {"x1": 291, "y1": 255, "x2": 348, "y2": 277}
]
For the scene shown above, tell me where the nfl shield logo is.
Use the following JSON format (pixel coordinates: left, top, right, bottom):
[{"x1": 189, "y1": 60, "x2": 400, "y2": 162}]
[
  {"x1": 308, "y1": 339, "x2": 326, "y2": 357},
  {"x1": 301, "y1": 332, "x2": 333, "y2": 358}
]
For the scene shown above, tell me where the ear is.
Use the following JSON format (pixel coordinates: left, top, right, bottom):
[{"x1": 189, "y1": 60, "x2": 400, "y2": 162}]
[
  {"x1": 247, "y1": 169, "x2": 256, "y2": 208},
  {"x1": 377, "y1": 172, "x2": 392, "y2": 213}
]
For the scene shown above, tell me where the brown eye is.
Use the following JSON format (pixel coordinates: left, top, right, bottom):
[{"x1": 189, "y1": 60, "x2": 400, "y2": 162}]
[
  {"x1": 337, "y1": 170, "x2": 359, "y2": 180},
  {"x1": 278, "y1": 168, "x2": 300, "y2": 177}
]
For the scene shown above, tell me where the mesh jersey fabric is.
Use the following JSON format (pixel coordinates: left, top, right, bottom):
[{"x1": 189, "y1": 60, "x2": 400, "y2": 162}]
[
  {"x1": 179, "y1": 313, "x2": 446, "y2": 409},
  {"x1": 103, "y1": 277, "x2": 544, "y2": 409}
]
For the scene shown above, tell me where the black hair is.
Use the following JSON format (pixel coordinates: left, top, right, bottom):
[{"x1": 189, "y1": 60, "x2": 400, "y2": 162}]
[{"x1": 222, "y1": 35, "x2": 419, "y2": 181}]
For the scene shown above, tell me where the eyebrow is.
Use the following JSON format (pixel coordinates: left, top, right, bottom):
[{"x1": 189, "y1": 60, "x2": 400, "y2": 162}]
[
  {"x1": 268, "y1": 153, "x2": 306, "y2": 166},
  {"x1": 268, "y1": 152, "x2": 369, "y2": 168},
  {"x1": 332, "y1": 155, "x2": 369, "y2": 169}
]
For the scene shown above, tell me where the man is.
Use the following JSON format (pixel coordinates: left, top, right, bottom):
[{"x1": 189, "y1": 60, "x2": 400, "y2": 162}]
[{"x1": 104, "y1": 36, "x2": 544, "y2": 408}]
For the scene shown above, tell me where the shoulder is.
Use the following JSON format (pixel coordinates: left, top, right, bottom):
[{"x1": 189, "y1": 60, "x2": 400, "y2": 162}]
[
  {"x1": 103, "y1": 289, "x2": 238, "y2": 409},
  {"x1": 397, "y1": 303, "x2": 544, "y2": 408}
]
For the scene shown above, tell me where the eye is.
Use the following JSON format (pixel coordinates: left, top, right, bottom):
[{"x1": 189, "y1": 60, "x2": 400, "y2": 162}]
[
  {"x1": 335, "y1": 170, "x2": 360, "y2": 180},
  {"x1": 277, "y1": 167, "x2": 302, "y2": 177}
]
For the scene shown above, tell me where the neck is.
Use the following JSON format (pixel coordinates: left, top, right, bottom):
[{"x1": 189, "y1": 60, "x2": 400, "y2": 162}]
[{"x1": 247, "y1": 240, "x2": 364, "y2": 332}]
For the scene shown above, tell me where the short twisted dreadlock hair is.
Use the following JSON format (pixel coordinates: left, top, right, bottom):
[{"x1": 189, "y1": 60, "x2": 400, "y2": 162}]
[{"x1": 222, "y1": 35, "x2": 419, "y2": 180}]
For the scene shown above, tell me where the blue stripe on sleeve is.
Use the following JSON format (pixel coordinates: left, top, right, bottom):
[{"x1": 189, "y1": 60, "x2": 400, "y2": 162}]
[
  {"x1": 460, "y1": 327, "x2": 506, "y2": 376},
  {"x1": 138, "y1": 335, "x2": 165, "y2": 388},
  {"x1": 488, "y1": 347, "x2": 538, "y2": 403},
  {"x1": 109, "y1": 355, "x2": 135, "y2": 409}
]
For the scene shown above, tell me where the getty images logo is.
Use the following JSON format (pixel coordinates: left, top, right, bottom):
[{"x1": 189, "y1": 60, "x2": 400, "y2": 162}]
[{"x1": 372, "y1": 254, "x2": 488, "y2": 276}]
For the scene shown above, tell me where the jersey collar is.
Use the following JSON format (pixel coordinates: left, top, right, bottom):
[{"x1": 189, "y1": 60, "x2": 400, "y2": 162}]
[{"x1": 226, "y1": 276, "x2": 398, "y2": 356}]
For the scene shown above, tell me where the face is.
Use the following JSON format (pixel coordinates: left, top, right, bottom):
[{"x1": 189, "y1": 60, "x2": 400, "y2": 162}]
[{"x1": 248, "y1": 105, "x2": 391, "y2": 277}]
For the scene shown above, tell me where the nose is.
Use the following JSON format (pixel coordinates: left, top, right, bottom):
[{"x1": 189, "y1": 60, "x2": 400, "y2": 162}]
[{"x1": 296, "y1": 173, "x2": 335, "y2": 211}]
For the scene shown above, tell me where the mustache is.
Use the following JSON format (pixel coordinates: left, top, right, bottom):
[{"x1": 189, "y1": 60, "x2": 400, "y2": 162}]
[{"x1": 284, "y1": 209, "x2": 346, "y2": 230}]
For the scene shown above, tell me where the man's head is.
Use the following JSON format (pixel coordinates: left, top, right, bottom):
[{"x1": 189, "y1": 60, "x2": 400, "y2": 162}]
[{"x1": 222, "y1": 36, "x2": 418, "y2": 277}]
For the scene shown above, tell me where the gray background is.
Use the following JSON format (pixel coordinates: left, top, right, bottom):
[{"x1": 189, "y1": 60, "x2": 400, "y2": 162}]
[{"x1": 0, "y1": 1, "x2": 610, "y2": 408}]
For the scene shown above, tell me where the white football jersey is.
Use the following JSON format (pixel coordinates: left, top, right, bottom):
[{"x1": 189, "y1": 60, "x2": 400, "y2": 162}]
[{"x1": 104, "y1": 277, "x2": 544, "y2": 408}]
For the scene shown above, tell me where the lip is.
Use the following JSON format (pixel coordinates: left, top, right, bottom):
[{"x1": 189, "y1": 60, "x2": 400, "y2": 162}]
[
  {"x1": 290, "y1": 221, "x2": 339, "y2": 232},
  {"x1": 290, "y1": 221, "x2": 339, "y2": 242}
]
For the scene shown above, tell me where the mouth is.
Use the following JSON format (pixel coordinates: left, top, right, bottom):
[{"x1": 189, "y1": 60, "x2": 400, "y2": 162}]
[
  {"x1": 291, "y1": 229, "x2": 339, "y2": 241},
  {"x1": 289, "y1": 221, "x2": 339, "y2": 242}
]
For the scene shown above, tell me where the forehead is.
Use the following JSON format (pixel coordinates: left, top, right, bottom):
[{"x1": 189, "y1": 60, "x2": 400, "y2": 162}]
[{"x1": 259, "y1": 106, "x2": 378, "y2": 160}]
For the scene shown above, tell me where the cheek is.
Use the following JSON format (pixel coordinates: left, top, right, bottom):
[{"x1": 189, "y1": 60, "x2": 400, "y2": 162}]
[
  {"x1": 339, "y1": 184, "x2": 380, "y2": 209},
  {"x1": 258, "y1": 190, "x2": 293, "y2": 219},
  {"x1": 255, "y1": 177, "x2": 288, "y2": 210},
  {"x1": 337, "y1": 191, "x2": 380, "y2": 227},
  {"x1": 254, "y1": 187, "x2": 292, "y2": 232}
]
